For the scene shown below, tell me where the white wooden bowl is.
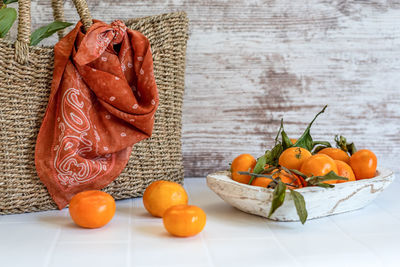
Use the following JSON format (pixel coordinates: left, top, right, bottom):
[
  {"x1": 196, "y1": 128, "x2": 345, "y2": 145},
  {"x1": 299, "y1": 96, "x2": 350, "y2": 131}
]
[{"x1": 206, "y1": 168, "x2": 395, "y2": 221}]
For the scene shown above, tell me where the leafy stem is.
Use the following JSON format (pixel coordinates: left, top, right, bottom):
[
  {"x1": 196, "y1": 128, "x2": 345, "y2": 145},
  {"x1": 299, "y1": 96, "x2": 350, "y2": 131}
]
[
  {"x1": 293, "y1": 105, "x2": 327, "y2": 151},
  {"x1": 335, "y1": 135, "x2": 357, "y2": 155}
]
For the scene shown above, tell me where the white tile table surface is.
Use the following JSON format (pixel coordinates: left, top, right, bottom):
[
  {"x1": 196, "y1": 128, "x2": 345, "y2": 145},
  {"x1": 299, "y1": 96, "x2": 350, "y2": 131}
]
[{"x1": 0, "y1": 176, "x2": 399, "y2": 267}]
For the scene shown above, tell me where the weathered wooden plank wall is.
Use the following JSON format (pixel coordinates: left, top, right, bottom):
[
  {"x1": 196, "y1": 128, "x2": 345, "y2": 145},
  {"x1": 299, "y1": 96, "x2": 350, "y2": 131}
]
[{"x1": 14, "y1": 0, "x2": 400, "y2": 177}]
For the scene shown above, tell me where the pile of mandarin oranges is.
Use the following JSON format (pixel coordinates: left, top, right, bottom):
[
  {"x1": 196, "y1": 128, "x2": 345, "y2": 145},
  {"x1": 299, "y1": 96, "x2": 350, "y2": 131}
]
[{"x1": 231, "y1": 144, "x2": 377, "y2": 189}]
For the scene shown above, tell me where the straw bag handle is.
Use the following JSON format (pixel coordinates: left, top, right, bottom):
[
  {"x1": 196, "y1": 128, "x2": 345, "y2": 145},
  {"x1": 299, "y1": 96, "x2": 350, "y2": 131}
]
[
  {"x1": 15, "y1": 0, "x2": 93, "y2": 64},
  {"x1": 51, "y1": 0, "x2": 66, "y2": 40}
]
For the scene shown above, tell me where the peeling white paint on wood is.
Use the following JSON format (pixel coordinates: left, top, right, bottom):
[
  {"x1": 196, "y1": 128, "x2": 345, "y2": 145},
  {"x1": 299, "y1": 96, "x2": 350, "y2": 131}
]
[
  {"x1": 8, "y1": 0, "x2": 400, "y2": 177},
  {"x1": 207, "y1": 169, "x2": 395, "y2": 221}
]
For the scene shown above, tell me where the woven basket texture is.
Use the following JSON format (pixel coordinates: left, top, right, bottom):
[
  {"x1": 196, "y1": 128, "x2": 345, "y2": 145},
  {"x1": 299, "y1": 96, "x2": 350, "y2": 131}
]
[{"x1": 0, "y1": 12, "x2": 188, "y2": 214}]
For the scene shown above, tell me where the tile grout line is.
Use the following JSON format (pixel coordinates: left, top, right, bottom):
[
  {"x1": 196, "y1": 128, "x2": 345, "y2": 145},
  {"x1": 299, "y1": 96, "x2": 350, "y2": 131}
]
[
  {"x1": 328, "y1": 216, "x2": 384, "y2": 267},
  {"x1": 42, "y1": 227, "x2": 62, "y2": 267},
  {"x1": 199, "y1": 224, "x2": 215, "y2": 267},
  {"x1": 126, "y1": 199, "x2": 133, "y2": 267},
  {"x1": 188, "y1": 180, "x2": 215, "y2": 267},
  {"x1": 263, "y1": 221, "x2": 303, "y2": 267}
]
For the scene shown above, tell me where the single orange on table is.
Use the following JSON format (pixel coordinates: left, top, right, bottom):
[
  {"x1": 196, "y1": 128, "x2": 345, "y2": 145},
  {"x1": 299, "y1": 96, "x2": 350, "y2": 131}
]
[
  {"x1": 317, "y1": 147, "x2": 350, "y2": 163},
  {"x1": 143, "y1": 180, "x2": 188, "y2": 217},
  {"x1": 349, "y1": 149, "x2": 377, "y2": 180},
  {"x1": 278, "y1": 147, "x2": 312, "y2": 171},
  {"x1": 300, "y1": 154, "x2": 338, "y2": 184},
  {"x1": 69, "y1": 190, "x2": 116, "y2": 229},
  {"x1": 334, "y1": 160, "x2": 355, "y2": 183},
  {"x1": 230, "y1": 154, "x2": 257, "y2": 184},
  {"x1": 163, "y1": 204, "x2": 206, "y2": 237}
]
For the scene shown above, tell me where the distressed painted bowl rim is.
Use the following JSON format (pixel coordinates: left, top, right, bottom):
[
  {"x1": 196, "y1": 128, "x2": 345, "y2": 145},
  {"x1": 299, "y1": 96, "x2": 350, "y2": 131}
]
[{"x1": 207, "y1": 168, "x2": 393, "y2": 194}]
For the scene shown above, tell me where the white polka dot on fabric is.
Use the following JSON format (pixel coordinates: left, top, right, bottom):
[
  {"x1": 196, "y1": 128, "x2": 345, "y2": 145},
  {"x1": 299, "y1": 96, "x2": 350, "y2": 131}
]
[
  {"x1": 109, "y1": 96, "x2": 116, "y2": 101},
  {"x1": 105, "y1": 115, "x2": 111, "y2": 120},
  {"x1": 115, "y1": 77, "x2": 120, "y2": 80},
  {"x1": 122, "y1": 64, "x2": 126, "y2": 72},
  {"x1": 151, "y1": 99, "x2": 156, "y2": 105},
  {"x1": 130, "y1": 119, "x2": 135, "y2": 122},
  {"x1": 140, "y1": 68, "x2": 144, "y2": 75},
  {"x1": 105, "y1": 154, "x2": 111, "y2": 158},
  {"x1": 92, "y1": 69, "x2": 97, "y2": 72},
  {"x1": 101, "y1": 57, "x2": 107, "y2": 62},
  {"x1": 120, "y1": 132, "x2": 127, "y2": 137},
  {"x1": 104, "y1": 146, "x2": 109, "y2": 151},
  {"x1": 132, "y1": 104, "x2": 138, "y2": 109},
  {"x1": 128, "y1": 62, "x2": 133, "y2": 68},
  {"x1": 137, "y1": 56, "x2": 143, "y2": 61}
]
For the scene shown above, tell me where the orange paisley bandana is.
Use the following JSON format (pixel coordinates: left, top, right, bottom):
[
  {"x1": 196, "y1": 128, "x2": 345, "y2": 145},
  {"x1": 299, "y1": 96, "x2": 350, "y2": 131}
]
[{"x1": 35, "y1": 20, "x2": 158, "y2": 209}]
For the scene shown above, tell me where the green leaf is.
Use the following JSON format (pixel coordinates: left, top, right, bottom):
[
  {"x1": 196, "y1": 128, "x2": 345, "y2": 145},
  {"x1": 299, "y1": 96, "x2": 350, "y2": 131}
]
[
  {"x1": 293, "y1": 105, "x2": 327, "y2": 151},
  {"x1": 347, "y1": 143, "x2": 357, "y2": 156},
  {"x1": 253, "y1": 155, "x2": 267, "y2": 175},
  {"x1": 312, "y1": 141, "x2": 331, "y2": 154},
  {"x1": 267, "y1": 143, "x2": 284, "y2": 166},
  {"x1": 251, "y1": 143, "x2": 284, "y2": 186},
  {"x1": 0, "y1": 7, "x2": 16, "y2": 38},
  {"x1": 290, "y1": 189, "x2": 308, "y2": 224},
  {"x1": 248, "y1": 154, "x2": 268, "y2": 184},
  {"x1": 3, "y1": 0, "x2": 18, "y2": 4},
  {"x1": 313, "y1": 145, "x2": 327, "y2": 154},
  {"x1": 315, "y1": 182, "x2": 335, "y2": 188},
  {"x1": 335, "y1": 135, "x2": 357, "y2": 155},
  {"x1": 313, "y1": 141, "x2": 331, "y2": 147},
  {"x1": 280, "y1": 119, "x2": 293, "y2": 150},
  {"x1": 30, "y1": 21, "x2": 73, "y2": 46},
  {"x1": 268, "y1": 180, "x2": 286, "y2": 217},
  {"x1": 306, "y1": 171, "x2": 348, "y2": 185},
  {"x1": 321, "y1": 171, "x2": 348, "y2": 182},
  {"x1": 274, "y1": 119, "x2": 283, "y2": 145}
]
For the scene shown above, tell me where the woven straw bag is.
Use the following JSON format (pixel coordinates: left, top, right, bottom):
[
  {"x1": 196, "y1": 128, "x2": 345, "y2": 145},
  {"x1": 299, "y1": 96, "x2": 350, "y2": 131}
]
[{"x1": 0, "y1": 0, "x2": 188, "y2": 214}]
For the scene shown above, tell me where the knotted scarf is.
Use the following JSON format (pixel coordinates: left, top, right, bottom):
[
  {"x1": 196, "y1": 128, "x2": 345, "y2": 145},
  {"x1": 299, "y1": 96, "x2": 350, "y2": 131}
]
[{"x1": 35, "y1": 20, "x2": 158, "y2": 209}]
